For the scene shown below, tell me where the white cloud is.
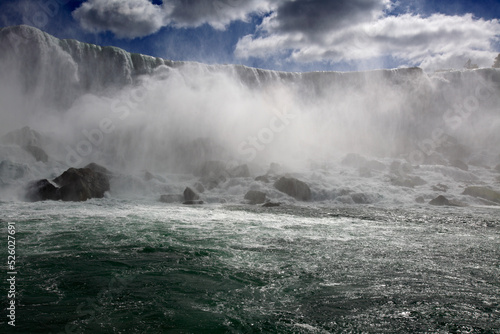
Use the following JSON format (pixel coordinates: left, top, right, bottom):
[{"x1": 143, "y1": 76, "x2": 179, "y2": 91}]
[
  {"x1": 72, "y1": 0, "x2": 276, "y2": 38},
  {"x1": 236, "y1": 4, "x2": 500, "y2": 70},
  {"x1": 73, "y1": 0, "x2": 168, "y2": 38}
]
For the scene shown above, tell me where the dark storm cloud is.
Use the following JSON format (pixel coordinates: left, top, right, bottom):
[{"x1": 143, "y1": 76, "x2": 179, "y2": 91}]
[{"x1": 272, "y1": 0, "x2": 389, "y2": 35}]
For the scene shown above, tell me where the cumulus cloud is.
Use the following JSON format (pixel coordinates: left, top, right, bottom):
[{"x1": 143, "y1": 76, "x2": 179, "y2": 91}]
[
  {"x1": 236, "y1": 1, "x2": 500, "y2": 70},
  {"x1": 167, "y1": 0, "x2": 274, "y2": 29},
  {"x1": 72, "y1": 0, "x2": 167, "y2": 38},
  {"x1": 73, "y1": 0, "x2": 275, "y2": 38},
  {"x1": 71, "y1": 0, "x2": 500, "y2": 70}
]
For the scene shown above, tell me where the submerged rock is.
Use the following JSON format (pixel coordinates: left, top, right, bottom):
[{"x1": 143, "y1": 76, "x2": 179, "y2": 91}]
[
  {"x1": 244, "y1": 190, "x2": 267, "y2": 204},
  {"x1": 274, "y1": 177, "x2": 311, "y2": 201},
  {"x1": 462, "y1": 186, "x2": 500, "y2": 204},
  {"x1": 183, "y1": 187, "x2": 200, "y2": 202}
]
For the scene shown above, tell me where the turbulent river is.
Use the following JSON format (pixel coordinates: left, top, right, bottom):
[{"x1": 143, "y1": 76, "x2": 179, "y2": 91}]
[{"x1": 1, "y1": 200, "x2": 499, "y2": 333}]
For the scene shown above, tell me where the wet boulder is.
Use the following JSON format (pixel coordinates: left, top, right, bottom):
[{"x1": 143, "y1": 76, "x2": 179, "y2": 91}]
[
  {"x1": 274, "y1": 177, "x2": 311, "y2": 201},
  {"x1": 25, "y1": 163, "x2": 111, "y2": 202},
  {"x1": 183, "y1": 187, "x2": 200, "y2": 202},
  {"x1": 54, "y1": 167, "x2": 110, "y2": 201},
  {"x1": 462, "y1": 186, "x2": 500, "y2": 204},
  {"x1": 25, "y1": 179, "x2": 58, "y2": 201},
  {"x1": 244, "y1": 190, "x2": 267, "y2": 204},
  {"x1": 429, "y1": 195, "x2": 451, "y2": 206}
]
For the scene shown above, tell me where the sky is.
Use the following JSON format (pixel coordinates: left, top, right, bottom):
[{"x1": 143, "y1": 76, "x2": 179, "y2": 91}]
[{"x1": 0, "y1": 0, "x2": 499, "y2": 72}]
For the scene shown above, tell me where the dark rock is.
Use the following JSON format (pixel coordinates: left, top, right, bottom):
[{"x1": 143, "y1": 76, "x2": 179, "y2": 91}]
[
  {"x1": 23, "y1": 145, "x2": 48, "y2": 163},
  {"x1": 415, "y1": 196, "x2": 426, "y2": 203},
  {"x1": 193, "y1": 182, "x2": 205, "y2": 193},
  {"x1": 390, "y1": 175, "x2": 426, "y2": 188},
  {"x1": 262, "y1": 202, "x2": 280, "y2": 207},
  {"x1": 84, "y1": 163, "x2": 112, "y2": 176},
  {"x1": 462, "y1": 186, "x2": 500, "y2": 204},
  {"x1": 159, "y1": 194, "x2": 184, "y2": 203},
  {"x1": 183, "y1": 187, "x2": 200, "y2": 202},
  {"x1": 229, "y1": 164, "x2": 251, "y2": 178},
  {"x1": 183, "y1": 200, "x2": 204, "y2": 205},
  {"x1": 429, "y1": 195, "x2": 451, "y2": 206},
  {"x1": 341, "y1": 153, "x2": 367, "y2": 168},
  {"x1": 255, "y1": 175, "x2": 270, "y2": 183},
  {"x1": 274, "y1": 177, "x2": 311, "y2": 201},
  {"x1": 449, "y1": 159, "x2": 468, "y2": 171},
  {"x1": 53, "y1": 167, "x2": 110, "y2": 201},
  {"x1": 432, "y1": 184, "x2": 449, "y2": 192},
  {"x1": 25, "y1": 179, "x2": 58, "y2": 201},
  {"x1": 244, "y1": 190, "x2": 267, "y2": 204}
]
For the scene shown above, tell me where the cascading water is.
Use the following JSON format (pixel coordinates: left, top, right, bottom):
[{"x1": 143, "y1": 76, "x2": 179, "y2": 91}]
[{"x1": 0, "y1": 25, "x2": 499, "y2": 333}]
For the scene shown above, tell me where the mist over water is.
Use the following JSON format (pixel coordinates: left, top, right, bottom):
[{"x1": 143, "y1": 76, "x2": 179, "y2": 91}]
[
  {"x1": 1, "y1": 25, "x2": 500, "y2": 204},
  {"x1": 1, "y1": 25, "x2": 499, "y2": 333}
]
